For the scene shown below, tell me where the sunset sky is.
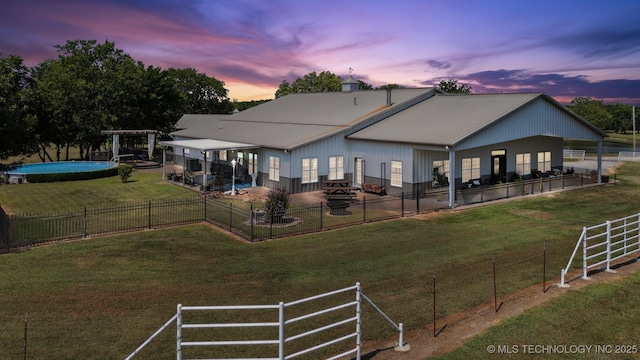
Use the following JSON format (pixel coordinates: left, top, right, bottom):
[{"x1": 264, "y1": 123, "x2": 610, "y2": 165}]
[{"x1": 2, "y1": 0, "x2": 640, "y2": 104}]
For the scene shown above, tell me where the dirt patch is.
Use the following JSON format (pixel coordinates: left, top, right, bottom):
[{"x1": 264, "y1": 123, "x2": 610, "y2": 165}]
[{"x1": 356, "y1": 257, "x2": 640, "y2": 359}]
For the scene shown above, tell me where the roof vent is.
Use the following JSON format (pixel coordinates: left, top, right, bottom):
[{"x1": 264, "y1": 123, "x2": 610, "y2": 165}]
[{"x1": 386, "y1": 89, "x2": 392, "y2": 106}]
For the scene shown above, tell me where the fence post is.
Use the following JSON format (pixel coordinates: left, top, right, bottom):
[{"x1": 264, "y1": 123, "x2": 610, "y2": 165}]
[
  {"x1": 493, "y1": 256, "x2": 498, "y2": 312},
  {"x1": 363, "y1": 196, "x2": 366, "y2": 223},
  {"x1": 250, "y1": 204, "x2": 254, "y2": 243},
  {"x1": 320, "y1": 202, "x2": 323, "y2": 230},
  {"x1": 83, "y1": 207, "x2": 87, "y2": 238},
  {"x1": 229, "y1": 203, "x2": 233, "y2": 233},
  {"x1": 203, "y1": 197, "x2": 207, "y2": 222},
  {"x1": 432, "y1": 272, "x2": 436, "y2": 337},
  {"x1": 543, "y1": 243, "x2": 547, "y2": 293},
  {"x1": 401, "y1": 192, "x2": 405, "y2": 217},
  {"x1": 606, "y1": 221, "x2": 613, "y2": 272},
  {"x1": 269, "y1": 211, "x2": 273, "y2": 239},
  {"x1": 416, "y1": 184, "x2": 420, "y2": 214},
  {"x1": 176, "y1": 304, "x2": 182, "y2": 360},
  {"x1": 148, "y1": 200, "x2": 152, "y2": 229},
  {"x1": 582, "y1": 227, "x2": 589, "y2": 280},
  {"x1": 23, "y1": 312, "x2": 28, "y2": 360},
  {"x1": 278, "y1": 302, "x2": 285, "y2": 360},
  {"x1": 355, "y1": 282, "x2": 362, "y2": 360}
]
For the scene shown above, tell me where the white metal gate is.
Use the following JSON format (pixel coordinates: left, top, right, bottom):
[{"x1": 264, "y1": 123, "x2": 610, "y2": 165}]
[
  {"x1": 560, "y1": 213, "x2": 640, "y2": 286},
  {"x1": 125, "y1": 282, "x2": 406, "y2": 360}
]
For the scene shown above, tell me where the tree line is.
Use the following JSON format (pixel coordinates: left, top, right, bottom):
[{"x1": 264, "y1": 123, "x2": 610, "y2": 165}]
[
  {"x1": 1, "y1": 39, "x2": 234, "y2": 170},
  {"x1": 566, "y1": 97, "x2": 636, "y2": 134}
]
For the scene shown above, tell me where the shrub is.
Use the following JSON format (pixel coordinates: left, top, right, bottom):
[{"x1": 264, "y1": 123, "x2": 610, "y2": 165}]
[
  {"x1": 118, "y1": 165, "x2": 133, "y2": 183},
  {"x1": 264, "y1": 187, "x2": 290, "y2": 218}
]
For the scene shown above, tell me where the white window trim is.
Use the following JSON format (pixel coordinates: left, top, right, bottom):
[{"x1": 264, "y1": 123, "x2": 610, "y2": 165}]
[
  {"x1": 462, "y1": 157, "x2": 480, "y2": 183},
  {"x1": 302, "y1": 158, "x2": 318, "y2": 184},
  {"x1": 329, "y1": 156, "x2": 344, "y2": 180},
  {"x1": 516, "y1": 153, "x2": 531, "y2": 176},
  {"x1": 391, "y1": 160, "x2": 402, "y2": 187},
  {"x1": 537, "y1": 151, "x2": 551, "y2": 172},
  {"x1": 269, "y1": 156, "x2": 280, "y2": 181}
]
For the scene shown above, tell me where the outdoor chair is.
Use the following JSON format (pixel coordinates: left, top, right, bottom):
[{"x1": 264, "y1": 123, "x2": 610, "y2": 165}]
[{"x1": 172, "y1": 170, "x2": 183, "y2": 182}]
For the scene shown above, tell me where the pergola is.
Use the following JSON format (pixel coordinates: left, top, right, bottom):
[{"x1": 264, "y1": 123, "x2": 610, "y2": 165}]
[
  {"x1": 101, "y1": 129, "x2": 158, "y2": 161},
  {"x1": 158, "y1": 139, "x2": 259, "y2": 190}
]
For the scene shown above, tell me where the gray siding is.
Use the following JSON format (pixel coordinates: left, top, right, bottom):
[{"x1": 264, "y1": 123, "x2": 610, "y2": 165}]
[{"x1": 456, "y1": 98, "x2": 602, "y2": 150}]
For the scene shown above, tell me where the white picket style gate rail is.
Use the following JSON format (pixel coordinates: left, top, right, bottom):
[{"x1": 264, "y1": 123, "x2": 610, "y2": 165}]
[
  {"x1": 125, "y1": 282, "x2": 406, "y2": 360},
  {"x1": 618, "y1": 151, "x2": 640, "y2": 161},
  {"x1": 563, "y1": 149, "x2": 586, "y2": 160},
  {"x1": 560, "y1": 213, "x2": 640, "y2": 286}
]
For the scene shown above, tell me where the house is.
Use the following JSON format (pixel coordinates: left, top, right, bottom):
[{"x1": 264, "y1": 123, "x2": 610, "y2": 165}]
[{"x1": 159, "y1": 77, "x2": 607, "y2": 208}]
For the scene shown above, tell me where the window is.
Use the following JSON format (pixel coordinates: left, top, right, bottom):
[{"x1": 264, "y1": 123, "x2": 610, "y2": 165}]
[
  {"x1": 183, "y1": 148, "x2": 190, "y2": 155},
  {"x1": 237, "y1": 152, "x2": 244, "y2": 166},
  {"x1": 537, "y1": 151, "x2": 551, "y2": 172},
  {"x1": 329, "y1": 156, "x2": 344, "y2": 180},
  {"x1": 219, "y1": 150, "x2": 227, "y2": 161},
  {"x1": 302, "y1": 158, "x2": 318, "y2": 184},
  {"x1": 516, "y1": 153, "x2": 531, "y2": 175},
  {"x1": 462, "y1": 157, "x2": 480, "y2": 182},
  {"x1": 432, "y1": 160, "x2": 450, "y2": 178},
  {"x1": 269, "y1": 156, "x2": 280, "y2": 181},
  {"x1": 391, "y1": 160, "x2": 402, "y2": 187},
  {"x1": 248, "y1": 152, "x2": 257, "y2": 173}
]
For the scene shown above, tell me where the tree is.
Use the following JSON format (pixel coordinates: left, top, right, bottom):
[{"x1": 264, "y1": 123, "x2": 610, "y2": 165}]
[
  {"x1": 377, "y1": 84, "x2": 403, "y2": 90},
  {"x1": 166, "y1": 68, "x2": 234, "y2": 114},
  {"x1": 274, "y1": 71, "x2": 342, "y2": 98},
  {"x1": 0, "y1": 54, "x2": 35, "y2": 171},
  {"x1": 436, "y1": 79, "x2": 473, "y2": 94},
  {"x1": 28, "y1": 40, "x2": 139, "y2": 161},
  {"x1": 605, "y1": 103, "x2": 633, "y2": 133},
  {"x1": 233, "y1": 99, "x2": 271, "y2": 112},
  {"x1": 115, "y1": 63, "x2": 184, "y2": 134},
  {"x1": 567, "y1": 97, "x2": 612, "y2": 131}
]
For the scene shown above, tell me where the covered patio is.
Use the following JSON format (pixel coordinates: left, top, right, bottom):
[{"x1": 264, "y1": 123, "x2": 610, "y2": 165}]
[{"x1": 158, "y1": 139, "x2": 259, "y2": 192}]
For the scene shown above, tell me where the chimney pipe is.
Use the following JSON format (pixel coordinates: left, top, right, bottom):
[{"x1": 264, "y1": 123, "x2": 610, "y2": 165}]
[{"x1": 386, "y1": 89, "x2": 392, "y2": 106}]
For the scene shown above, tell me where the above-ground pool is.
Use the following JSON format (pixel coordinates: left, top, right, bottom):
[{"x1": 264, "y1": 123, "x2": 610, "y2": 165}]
[{"x1": 5, "y1": 161, "x2": 118, "y2": 183}]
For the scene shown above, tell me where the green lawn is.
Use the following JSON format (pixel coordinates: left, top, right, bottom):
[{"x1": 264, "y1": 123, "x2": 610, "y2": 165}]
[
  {"x1": 1, "y1": 163, "x2": 640, "y2": 359},
  {"x1": 0, "y1": 171, "x2": 197, "y2": 213},
  {"x1": 435, "y1": 271, "x2": 640, "y2": 360}
]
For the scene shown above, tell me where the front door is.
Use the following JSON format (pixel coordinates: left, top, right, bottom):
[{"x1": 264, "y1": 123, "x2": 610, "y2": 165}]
[
  {"x1": 354, "y1": 158, "x2": 364, "y2": 188},
  {"x1": 491, "y1": 149, "x2": 506, "y2": 183}
]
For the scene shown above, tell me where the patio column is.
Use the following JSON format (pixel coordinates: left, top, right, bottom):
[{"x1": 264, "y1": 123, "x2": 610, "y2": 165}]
[
  {"x1": 597, "y1": 139, "x2": 603, "y2": 184},
  {"x1": 182, "y1": 148, "x2": 186, "y2": 185},
  {"x1": 202, "y1": 151, "x2": 207, "y2": 191},
  {"x1": 147, "y1": 132, "x2": 156, "y2": 160},
  {"x1": 162, "y1": 147, "x2": 167, "y2": 180},
  {"x1": 448, "y1": 148, "x2": 456, "y2": 208},
  {"x1": 112, "y1": 134, "x2": 120, "y2": 162}
]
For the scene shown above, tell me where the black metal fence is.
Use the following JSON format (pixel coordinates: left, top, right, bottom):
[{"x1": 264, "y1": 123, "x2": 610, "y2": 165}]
[{"x1": 0, "y1": 172, "x2": 610, "y2": 252}]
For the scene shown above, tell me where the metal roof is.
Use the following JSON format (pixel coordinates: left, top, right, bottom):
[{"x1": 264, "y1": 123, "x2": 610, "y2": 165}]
[
  {"x1": 170, "y1": 88, "x2": 437, "y2": 149},
  {"x1": 174, "y1": 114, "x2": 232, "y2": 130},
  {"x1": 347, "y1": 93, "x2": 605, "y2": 146},
  {"x1": 158, "y1": 139, "x2": 258, "y2": 151}
]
